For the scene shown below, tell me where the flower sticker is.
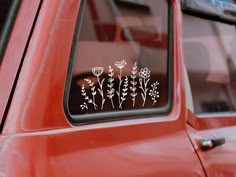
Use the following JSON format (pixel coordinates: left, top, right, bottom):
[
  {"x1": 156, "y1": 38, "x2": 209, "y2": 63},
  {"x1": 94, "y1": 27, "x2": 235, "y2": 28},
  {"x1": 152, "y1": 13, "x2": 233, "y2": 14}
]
[
  {"x1": 107, "y1": 65, "x2": 115, "y2": 108},
  {"x1": 84, "y1": 78, "x2": 97, "y2": 110},
  {"x1": 130, "y1": 62, "x2": 138, "y2": 107},
  {"x1": 149, "y1": 81, "x2": 159, "y2": 106},
  {"x1": 119, "y1": 76, "x2": 129, "y2": 109},
  {"x1": 80, "y1": 84, "x2": 97, "y2": 109},
  {"x1": 92, "y1": 67, "x2": 105, "y2": 110},
  {"x1": 114, "y1": 60, "x2": 127, "y2": 69},
  {"x1": 139, "y1": 67, "x2": 151, "y2": 107},
  {"x1": 139, "y1": 68, "x2": 150, "y2": 79},
  {"x1": 80, "y1": 60, "x2": 160, "y2": 112},
  {"x1": 92, "y1": 67, "x2": 104, "y2": 77},
  {"x1": 115, "y1": 60, "x2": 127, "y2": 108}
]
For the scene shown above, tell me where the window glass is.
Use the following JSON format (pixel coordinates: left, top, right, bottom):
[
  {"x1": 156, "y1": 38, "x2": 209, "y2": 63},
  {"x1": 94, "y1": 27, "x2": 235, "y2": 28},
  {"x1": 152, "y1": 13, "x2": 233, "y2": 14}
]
[
  {"x1": 68, "y1": 0, "x2": 170, "y2": 117},
  {"x1": 183, "y1": 14, "x2": 236, "y2": 114},
  {"x1": 0, "y1": 0, "x2": 12, "y2": 33}
]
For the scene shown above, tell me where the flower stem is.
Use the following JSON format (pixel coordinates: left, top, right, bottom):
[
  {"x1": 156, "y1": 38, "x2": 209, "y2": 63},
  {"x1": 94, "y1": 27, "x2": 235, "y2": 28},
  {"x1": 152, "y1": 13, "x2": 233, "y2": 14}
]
[
  {"x1": 142, "y1": 78, "x2": 146, "y2": 107},
  {"x1": 111, "y1": 99, "x2": 114, "y2": 109},
  {"x1": 97, "y1": 76, "x2": 105, "y2": 110},
  {"x1": 93, "y1": 94, "x2": 97, "y2": 110},
  {"x1": 117, "y1": 68, "x2": 123, "y2": 107}
]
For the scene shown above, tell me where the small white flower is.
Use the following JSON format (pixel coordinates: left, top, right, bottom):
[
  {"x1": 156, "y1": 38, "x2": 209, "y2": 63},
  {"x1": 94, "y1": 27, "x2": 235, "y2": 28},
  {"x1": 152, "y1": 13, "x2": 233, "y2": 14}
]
[
  {"x1": 115, "y1": 60, "x2": 127, "y2": 69},
  {"x1": 92, "y1": 67, "x2": 104, "y2": 77},
  {"x1": 139, "y1": 68, "x2": 151, "y2": 79}
]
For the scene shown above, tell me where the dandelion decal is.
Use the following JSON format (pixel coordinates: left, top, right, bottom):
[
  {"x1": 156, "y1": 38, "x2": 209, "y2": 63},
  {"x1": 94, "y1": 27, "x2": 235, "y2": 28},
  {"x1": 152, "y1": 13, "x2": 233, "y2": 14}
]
[
  {"x1": 107, "y1": 65, "x2": 115, "y2": 109},
  {"x1": 119, "y1": 76, "x2": 129, "y2": 109},
  {"x1": 139, "y1": 67, "x2": 151, "y2": 107},
  {"x1": 115, "y1": 60, "x2": 127, "y2": 69},
  {"x1": 84, "y1": 78, "x2": 97, "y2": 110},
  {"x1": 115, "y1": 60, "x2": 127, "y2": 107},
  {"x1": 80, "y1": 84, "x2": 97, "y2": 109},
  {"x1": 130, "y1": 62, "x2": 138, "y2": 107},
  {"x1": 92, "y1": 67, "x2": 106, "y2": 110},
  {"x1": 149, "y1": 81, "x2": 159, "y2": 106}
]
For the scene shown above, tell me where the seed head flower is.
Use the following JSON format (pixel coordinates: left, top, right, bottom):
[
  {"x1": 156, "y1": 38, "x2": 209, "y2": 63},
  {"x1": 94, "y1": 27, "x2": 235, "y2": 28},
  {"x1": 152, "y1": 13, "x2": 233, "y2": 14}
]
[
  {"x1": 92, "y1": 67, "x2": 104, "y2": 77},
  {"x1": 115, "y1": 60, "x2": 127, "y2": 69}
]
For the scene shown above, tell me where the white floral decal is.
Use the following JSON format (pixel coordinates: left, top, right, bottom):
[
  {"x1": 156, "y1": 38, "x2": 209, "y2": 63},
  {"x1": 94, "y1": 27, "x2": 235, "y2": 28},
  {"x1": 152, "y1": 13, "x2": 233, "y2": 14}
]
[
  {"x1": 84, "y1": 78, "x2": 97, "y2": 109},
  {"x1": 80, "y1": 102, "x2": 88, "y2": 110},
  {"x1": 114, "y1": 60, "x2": 127, "y2": 69},
  {"x1": 149, "y1": 81, "x2": 160, "y2": 106},
  {"x1": 80, "y1": 84, "x2": 97, "y2": 109},
  {"x1": 130, "y1": 62, "x2": 138, "y2": 107},
  {"x1": 139, "y1": 67, "x2": 151, "y2": 107},
  {"x1": 139, "y1": 67, "x2": 151, "y2": 79},
  {"x1": 80, "y1": 60, "x2": 160, "y2": 111},
  {"x1": 92, "y1": 67, "x2": 103, "y2": 77},
  {"x1": 107, "y1": 65, "x2": 115, "y2": 108},
  {"x1": 115, "y1": 60, "x2": 127, "y2": 108},
  {"x1": 92, "y1": 67, "x2": 105, "y2": 110},
  {"x1": 119, "y1": 76, "x2": 128, "y2": 109}
]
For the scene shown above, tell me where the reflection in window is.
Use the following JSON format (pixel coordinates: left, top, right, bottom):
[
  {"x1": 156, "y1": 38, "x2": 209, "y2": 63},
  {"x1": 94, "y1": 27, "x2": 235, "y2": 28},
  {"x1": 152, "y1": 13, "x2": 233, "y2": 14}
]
[
  {"x1": 68, "y1": 0, "x2": 169, "y2": 115},
  {"x1": 183, "y1": 14, "x2": 236, "y2": 114}
]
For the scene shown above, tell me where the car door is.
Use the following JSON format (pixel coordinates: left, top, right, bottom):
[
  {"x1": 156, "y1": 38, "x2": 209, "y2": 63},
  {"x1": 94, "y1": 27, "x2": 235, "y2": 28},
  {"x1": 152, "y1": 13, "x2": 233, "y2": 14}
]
[
  {"x1": 0, "y1": 0, "x2": 41, "y2": 130},
  {"x1": 0, "y1": 0, "x2": 206, "y2": 176},
  {"x1": 182, "y1": 4, "x2": 236, "y2": 176}
]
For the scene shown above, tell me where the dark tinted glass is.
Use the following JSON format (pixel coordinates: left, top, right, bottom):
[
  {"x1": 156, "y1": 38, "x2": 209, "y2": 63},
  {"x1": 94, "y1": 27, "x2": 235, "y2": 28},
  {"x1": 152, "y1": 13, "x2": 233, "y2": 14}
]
[
  {"x1": 0, "y1": 0, "x2": 12, "y2": 33},
  {"x1": 183, "y1": 14, "x2": 236, "y2": 114},
  {"x1": 68, "y1": 0, "x2": 169, "y2": 116}
]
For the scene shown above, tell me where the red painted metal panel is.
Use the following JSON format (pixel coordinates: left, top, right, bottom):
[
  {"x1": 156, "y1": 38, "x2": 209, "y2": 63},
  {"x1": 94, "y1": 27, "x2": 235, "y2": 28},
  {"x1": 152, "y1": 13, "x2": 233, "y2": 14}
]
[
  {"x1": 0, "y1": 125, "x2": 205, "y2": 177},
  {"x1": 0, "y1": 0, "x2": 41, "y2": 125},
  {"x1": 2, "y1": 0, "x2": 75, "y2": 133},
  {"x1": 187, "y1": 124, "x2": 236, "y2": 177},
  {"x1": 187, "y1": 110, "x2": 236, "y2": 130}
]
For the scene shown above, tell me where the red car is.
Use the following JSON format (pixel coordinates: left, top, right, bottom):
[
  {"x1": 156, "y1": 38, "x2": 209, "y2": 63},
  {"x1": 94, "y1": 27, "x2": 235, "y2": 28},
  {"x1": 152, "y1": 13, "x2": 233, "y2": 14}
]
[{"x1": 0, "y1": 0, "x2": 236, "y2": 176}]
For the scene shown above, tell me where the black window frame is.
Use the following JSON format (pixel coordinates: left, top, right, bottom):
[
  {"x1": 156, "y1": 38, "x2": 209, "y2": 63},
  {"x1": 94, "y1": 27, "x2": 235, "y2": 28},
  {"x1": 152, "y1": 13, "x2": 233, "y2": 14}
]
[
  {"x1": 63, "y1": 0, "x2": 174, "y2": 125},
  {"x1": 0, "y1": 0, "x2": 22, "y2": 64}
]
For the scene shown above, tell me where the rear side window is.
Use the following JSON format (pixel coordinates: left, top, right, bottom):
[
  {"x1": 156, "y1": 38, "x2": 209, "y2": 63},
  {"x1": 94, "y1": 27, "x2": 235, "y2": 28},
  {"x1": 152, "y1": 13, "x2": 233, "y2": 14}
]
[
  {"x1": 183, "y1": 14, "x2": 236, "y2": 114},
  {"x1": 65, "y1": 0, "x2": 172, "y2": 123}
]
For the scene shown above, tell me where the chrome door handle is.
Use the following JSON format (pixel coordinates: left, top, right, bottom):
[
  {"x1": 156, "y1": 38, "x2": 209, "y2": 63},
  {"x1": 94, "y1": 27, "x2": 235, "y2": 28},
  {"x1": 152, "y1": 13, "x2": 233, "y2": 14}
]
[{"x1": 200, "y1": 138, "x2": 225, "y2": 151}]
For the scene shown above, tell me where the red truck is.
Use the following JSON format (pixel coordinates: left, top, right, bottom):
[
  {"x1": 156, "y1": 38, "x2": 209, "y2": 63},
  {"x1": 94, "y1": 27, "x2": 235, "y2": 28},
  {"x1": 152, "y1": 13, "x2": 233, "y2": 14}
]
[{"x1": 0, "y1": 0, "x2": 236, "y2": 176}]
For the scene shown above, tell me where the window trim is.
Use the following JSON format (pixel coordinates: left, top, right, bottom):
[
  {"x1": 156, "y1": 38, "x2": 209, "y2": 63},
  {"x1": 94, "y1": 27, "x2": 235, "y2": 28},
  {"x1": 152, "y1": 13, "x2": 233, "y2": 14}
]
[
  {"x1": 0, "y1": 0, "x2": 22, "y2": 64},
  {"x1": 181, "y1": 0, "x2": 236, "y2": 25},
  {"x1": 63, "y1": 0, "x2": 174, "y2": 125}
]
